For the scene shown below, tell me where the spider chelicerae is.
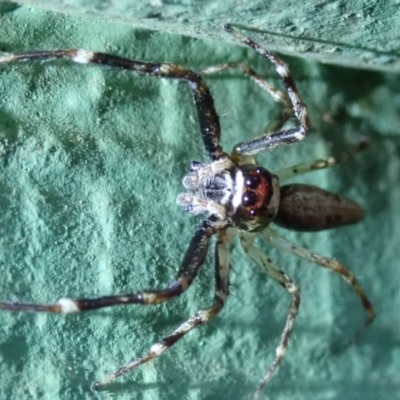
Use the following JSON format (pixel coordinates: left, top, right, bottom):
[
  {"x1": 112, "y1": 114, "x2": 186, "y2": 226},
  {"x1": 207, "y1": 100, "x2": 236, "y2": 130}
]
[{"x1": 0, "y1": 24, "x2": 375, "y2": 399}]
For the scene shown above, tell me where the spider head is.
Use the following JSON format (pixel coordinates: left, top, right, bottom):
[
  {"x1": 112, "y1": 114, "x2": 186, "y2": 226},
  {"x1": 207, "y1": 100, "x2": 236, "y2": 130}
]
[
  {"x1": 177, "y1": 160, "x2": 280, "y2": 232},
  {"x1": 231, "y1": 165, "x2": 280, "y2": 232}
]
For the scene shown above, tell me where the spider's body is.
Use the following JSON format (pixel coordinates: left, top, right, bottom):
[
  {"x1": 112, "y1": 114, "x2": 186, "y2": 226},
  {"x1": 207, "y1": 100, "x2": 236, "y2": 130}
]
[
  {"x1": 179, "y1": 152, "x2": 365, "y2": 235},
  {"x1": 0, "y1": 24, "x2": 375, "y2": 399},
  {"x1": 180, "y1": 160, "x2": 280, "y2": 232}
]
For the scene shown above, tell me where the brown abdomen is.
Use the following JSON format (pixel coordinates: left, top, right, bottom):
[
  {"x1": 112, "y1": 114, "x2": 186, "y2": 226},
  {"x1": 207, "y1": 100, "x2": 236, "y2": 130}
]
[{"x1": 274, "y1": 184, "x2": 364, "y2": 232}]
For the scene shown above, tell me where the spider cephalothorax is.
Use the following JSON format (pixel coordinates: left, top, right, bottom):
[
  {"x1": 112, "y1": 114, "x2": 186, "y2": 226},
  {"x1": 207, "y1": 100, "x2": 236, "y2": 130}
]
[
  {"x1": 0, "y1": 24, "x2": 375, "y2": 400},
  {"x1": 179, "y1": 160, "x2": 280, "y2": 232}
]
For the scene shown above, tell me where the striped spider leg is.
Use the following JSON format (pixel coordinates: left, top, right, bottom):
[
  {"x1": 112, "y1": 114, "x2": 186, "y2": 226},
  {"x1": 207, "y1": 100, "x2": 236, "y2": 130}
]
[
  {"x1": 0, "y1": 23, "x2": 374, "y2": 400},
  {"x1": 237, "y1": 137, "x2": 374, "y2": 399}
]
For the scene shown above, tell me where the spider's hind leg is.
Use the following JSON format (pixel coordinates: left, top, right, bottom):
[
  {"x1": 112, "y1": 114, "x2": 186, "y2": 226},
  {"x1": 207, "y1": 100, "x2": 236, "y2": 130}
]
[
  {"x1": 239, "y1": 232, "x2": 300, "y2": 400},
  {"x1": 276, "y1": 138, "x2": 370, "y2": 182},
  {"x1": 262, "y1": 227, "x2": 375, "y2": 329}
]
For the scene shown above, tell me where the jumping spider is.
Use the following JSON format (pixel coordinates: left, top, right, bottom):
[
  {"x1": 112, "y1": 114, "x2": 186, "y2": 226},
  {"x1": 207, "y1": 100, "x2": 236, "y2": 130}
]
[{"x1": 0, "y1": 24, "x2": 375, "y2": 399}]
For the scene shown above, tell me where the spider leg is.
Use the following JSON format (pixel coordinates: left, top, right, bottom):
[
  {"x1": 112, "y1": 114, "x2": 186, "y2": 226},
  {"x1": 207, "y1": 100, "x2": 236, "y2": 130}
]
[
  {"x1": 0, "y1": 50, "x2": 225, "y2": 161},
  {"x1": 262, "y1": 227, "x2": 375, "y2": 328},
  {"x1": 239, "y1": 232, "x2": 300, "y2": 400},
  {"x1": 200, "y1": 62, "x2": 293, "y2": 163},
  {"x1": 276, "y1": 138, "x2": 370, "y2": 182},
  {"x1": 200, "y1": 62, "x2": 290, "y2": 108},
  {"x1": 225, "y1": 24, "x2": 310, "y2": 157},
  {"x1": 93, "y1": 229, "x2": 233, "y2": 389},
  {"x1": 0, "y1": 217, "x2": 226, "y2": 313}
]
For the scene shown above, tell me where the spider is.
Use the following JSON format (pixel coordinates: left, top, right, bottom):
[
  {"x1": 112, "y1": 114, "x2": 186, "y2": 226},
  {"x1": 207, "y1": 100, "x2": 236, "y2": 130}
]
[{"x1": 0, "y1": 24, "x2": 375, "y2": 399}]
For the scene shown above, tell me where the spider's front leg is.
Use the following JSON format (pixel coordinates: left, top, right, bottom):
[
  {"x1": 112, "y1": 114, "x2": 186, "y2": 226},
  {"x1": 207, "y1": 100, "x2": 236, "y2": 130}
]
[
  {"x1": 224, "y1": 24, "x2": 310, "y2": 158},
  {"x1": 0, "y1": 217, "x2": 228, "y2": 388},
  {"x1": 200, "y1": 62, "x2": 292, "y2": 135},
  {"x1": 0, "y1": 49, "x2": 226, "y2": 161},
  {"x1": 94, "y1": 228, "x2": 233, "y2": 389},
  {"x1": 0, "y1": 217, "x2": 224, "y2": 314}
]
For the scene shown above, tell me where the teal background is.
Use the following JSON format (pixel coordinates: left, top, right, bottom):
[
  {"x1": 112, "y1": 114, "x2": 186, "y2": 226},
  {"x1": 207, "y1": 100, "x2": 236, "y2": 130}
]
[
  {"x1": 0, "y1": 3, "x2": 399, "y2": 400},
  {"x1": 7, "y1": 0, "x2": 400, "y2": 72}
]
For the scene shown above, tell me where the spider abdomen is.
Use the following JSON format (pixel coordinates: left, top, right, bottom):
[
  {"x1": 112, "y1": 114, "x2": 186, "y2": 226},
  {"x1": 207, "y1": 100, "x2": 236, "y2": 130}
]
[{"x1": 274, "y1": 184, "x2": 364, "y2": 232}]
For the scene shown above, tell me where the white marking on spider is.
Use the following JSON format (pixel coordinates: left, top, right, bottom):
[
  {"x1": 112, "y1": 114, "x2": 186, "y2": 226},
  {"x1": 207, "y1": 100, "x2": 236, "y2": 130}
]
[
  {"x1": 149, "y1": 342, "x2": 166, "y2": 355},
  {"x1": 72, "y1": 49, "x2": 94, "y2": 64},
  {"x1": 57, "y1": 298, "x2": 80, "y2": 313},
  {"x1": 0, "y1": 55, "x2": 15, "y2": 63},
  {"x1": 232, "y1": 169, "x2": 244, "y2": 209}
]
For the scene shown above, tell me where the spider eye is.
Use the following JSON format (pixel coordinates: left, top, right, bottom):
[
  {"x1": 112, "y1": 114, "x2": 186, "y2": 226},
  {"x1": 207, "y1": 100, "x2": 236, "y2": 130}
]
[
  {"x1": 242, "y1": 191, "x2": 257, "y2": 207},
  {"x1": 244, "y1": 174, "x2": 260, "y2": 189},
  {"x1": 250, "y1": 208, "x2": 257, "y2": 217}
]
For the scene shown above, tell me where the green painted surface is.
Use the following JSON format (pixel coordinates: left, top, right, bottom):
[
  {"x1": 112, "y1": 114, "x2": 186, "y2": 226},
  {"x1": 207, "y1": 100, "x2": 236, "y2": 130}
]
[
  {"x1": 0, "y1": 5, "x2": 399, "y2": 400},
  {"x1": 11, "y1": 0, "x2": 400, "y2": 73}
]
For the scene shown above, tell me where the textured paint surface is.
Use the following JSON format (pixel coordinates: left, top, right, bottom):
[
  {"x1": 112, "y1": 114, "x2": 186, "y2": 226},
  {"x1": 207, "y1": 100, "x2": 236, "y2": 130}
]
[
  {"x1": 0, "y1": 5, "x2": 400, "y2": 400},
  {"x1": 13, "y1": 0, "x2": 400, "y2": 72}
]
